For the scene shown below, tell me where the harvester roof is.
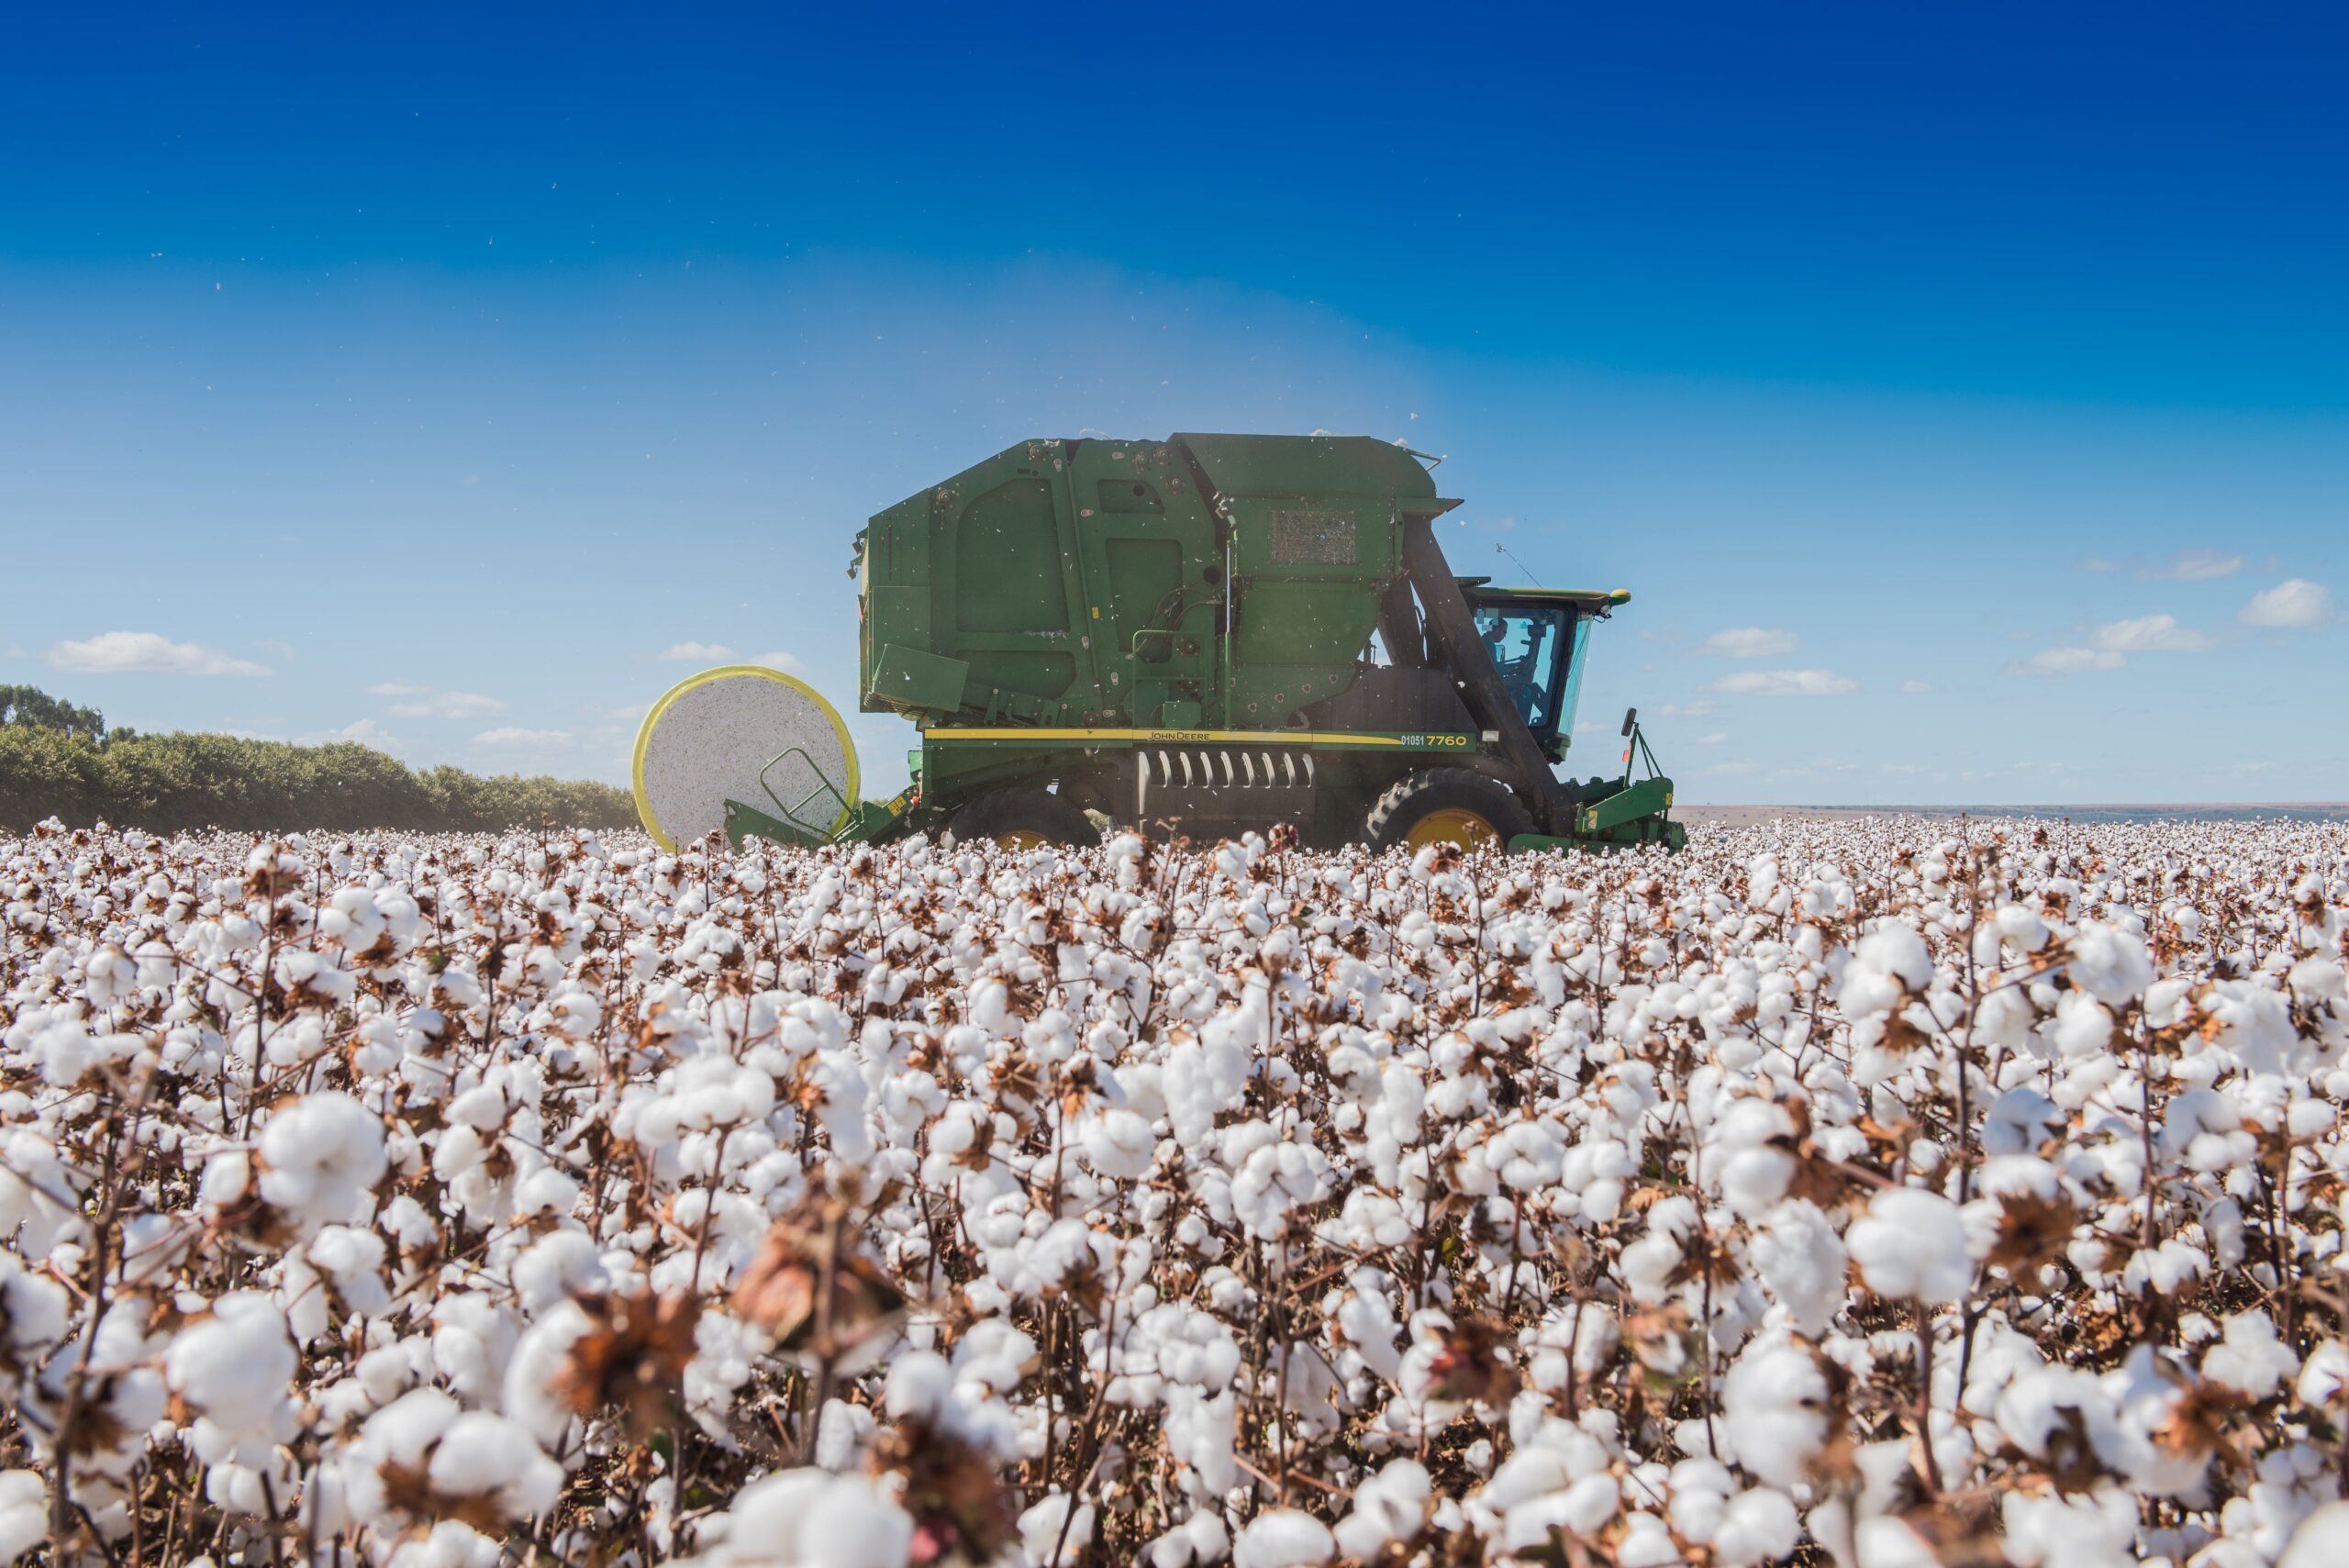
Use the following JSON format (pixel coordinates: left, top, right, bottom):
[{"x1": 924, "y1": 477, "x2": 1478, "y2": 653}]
[
  {"x1": 1172, "y1": 431, "x2": 1462, "y2": 514},
  {"x1": 1455, "y1": 579, "x2": 1633, "y2": 611}
]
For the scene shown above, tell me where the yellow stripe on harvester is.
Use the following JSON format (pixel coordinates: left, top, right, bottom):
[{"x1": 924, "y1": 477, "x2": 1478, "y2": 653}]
[{"x1": 926, "y1": 728, "x2": 1419, "y2": 746}]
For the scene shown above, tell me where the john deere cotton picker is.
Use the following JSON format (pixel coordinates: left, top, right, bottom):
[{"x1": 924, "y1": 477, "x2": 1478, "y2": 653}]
[{"x1": 630, "y1": 434, "x2": 1683, "y2": 855}]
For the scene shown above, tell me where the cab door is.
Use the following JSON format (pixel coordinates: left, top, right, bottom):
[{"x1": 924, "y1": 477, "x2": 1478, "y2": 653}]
[{"x1": 1067, "y1": 442, "x2": 1219, "y2": 726}]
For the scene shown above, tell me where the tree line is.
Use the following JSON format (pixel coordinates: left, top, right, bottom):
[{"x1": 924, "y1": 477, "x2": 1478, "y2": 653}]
[{"x1": 0, "y1": 685, "x2": 638, "y2": 834}]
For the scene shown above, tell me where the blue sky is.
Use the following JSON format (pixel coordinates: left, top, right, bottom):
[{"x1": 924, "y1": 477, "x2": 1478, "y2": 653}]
[{"x1": 2, "y1": 2, "x2": 2342, "y2": 806}]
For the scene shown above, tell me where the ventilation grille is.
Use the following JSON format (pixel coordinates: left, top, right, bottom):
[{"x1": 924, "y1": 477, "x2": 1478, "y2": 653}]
[{"x1": 1269, "y1": 508, "x2": 1358, "y2": 565}]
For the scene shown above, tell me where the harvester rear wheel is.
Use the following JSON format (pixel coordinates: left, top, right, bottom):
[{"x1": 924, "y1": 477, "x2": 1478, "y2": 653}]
[
  {"x1": 943, "y1": 787, "x2": 1099, "y2": 851},
  {"x1": 1363, "y1": 769, "x2": 1534, "y2": 853}
]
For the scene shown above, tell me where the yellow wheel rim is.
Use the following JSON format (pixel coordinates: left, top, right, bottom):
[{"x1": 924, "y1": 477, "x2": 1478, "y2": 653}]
[
  {"x1": 1404, "y1": 808, "x2": 1497, "y2": 851},
  {"x1": 995, "y1": 829, "x2": 1050, "y2": 851}
]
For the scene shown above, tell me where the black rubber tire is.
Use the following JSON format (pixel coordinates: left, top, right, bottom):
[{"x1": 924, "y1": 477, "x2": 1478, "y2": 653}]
[
  {"x1": 1362, "y1": 768, "x2": 1535, "y2": 852},
  {"x1": 943, "y1": 787, "x2": 1101, "y2": 850}
]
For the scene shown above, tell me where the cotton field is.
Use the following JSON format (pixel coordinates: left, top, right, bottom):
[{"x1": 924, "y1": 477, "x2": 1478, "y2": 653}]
[{"x1": 2, "y1": 816, "x2": 2347, "y2": 1568}]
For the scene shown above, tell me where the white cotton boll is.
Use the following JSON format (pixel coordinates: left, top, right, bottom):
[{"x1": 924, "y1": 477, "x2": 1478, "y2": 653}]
[
  {"x1": 952, "y1": 1319, "x2": 1038, "y2": 1395},
  {"x1": 1998, "y1": 1486, "x2": 2138, "y2": 1568},
  {"x1": 2288, "y1": 957, "x2": 2347, "y2": 1004},
  {"x1": 1082, "y1": 1108, "x2": 1157, "y2": 1181},
  {"x1": 2281, "y1": 1502, "x2": 2349, "y2": 1568},
  {"x1": 1233, "y1": 1508, "x2": 1336, "y2": 1568},
  {"x1": 1149, "y1": 1509, "x2": 1233, "y2": 1568},
  {"x1": 2204, "y1": 1310, "x2": 2298, "y2": 1398},
  {"x1": 198, "y1": 1149, "x2": 250, "y2": 1210},
  {"x1": 1230, "y1": 1136, "x2": 1332, "y2": 1240},
  {"x1": 363, "y1": 1390, "x2": 466, "y2": 1476},
  {"x1": 166, "y1": 1292, "x2": 296, "y2": 1438},
  {"x1": 1502, "y1": 1474, "x2": 1620, "y2": 1550},
  {"x1": 1720, "y1": 1337, "x2": 1827, "y2": 1489},
  {"x1": 2049, "y1": 989, "x2": 2115, "y2": 1059},
  {"x1": 1842, "y1": 924, "x2": 1933, "y2": 1019},
  {"x1": 513, "y1": 1164, "x2": 583, "y2": 1218},
  {"x1": 1711, "y1": 1488, "x2": 1799, "y2": 1568},
  {"x1": 810, "y1": 1050, "x2": 876, "y2": 1165},
  {"x1": 816, "y1": 1398, "x2": 876, "y2": 1471},
  {"x1": 2288, "y1": 1098, "x2": 2337, "y2": 1139},
  {"x1": 2063, "y1": 923, "x2": 2155, "y2": 1007},
  {"x1": 1620, "y1": 1231, "x2": 1685, "y2": 1305},
  {"x1": 0, "y1": 1472, "x2": 45, "y2": 1565},
  {"x1": 1847, "y1": 1187, "x2": 1971, "y2": 1304},
  {"x1": 257, "y1": 1092, "x2": 387, "y2": 1230},
  {"x1": 1332, "y1": 1459, "x2": 1431, "y2": 1559},
  {"x1": 1336, "y1": 1273, "x2": 1405, "y2": 1381},
  {"x1": 1718, "y1": 1143, "x2": 1795, "y2": 1218},
  {"x1": 426, "y1": 1412, "x2": 563, "y2": 1521},
  {"x1": 1019, "y1": 1494, "x2": 1097, "y2": 1567},
  {"x1": 1665, "y1": 1456, "x2": 1733, "y2": 1540},
  {"x1": 1163, "y1": 1389, "x2": 1237, "y2": 1496},
  {"x1": 447, "y1": 1083, "x2": 507, "y2": 1130},
  {"x1": 1855, "y1": 1517, "x2": 1943, "y2": 1568},
  {"x1": 698, "y1": 1469, "x2": 912, "y2": 1568},
  {"x1": 306, "y1": 1225, "x2": 391, "y2": 1315},
  {"x1": 885, "y1": 1350, "x2": 955, "y2": 1421},
  {"x1": 1615, "y1": 1512, "x2": 1681, "y2": 1568},
  {"x1": 0, "y1": 1257, "x2": 67, "y2": 1354},
  {"x1": 2297, "y1": 1340, "x2": 2349, "y2": 1408},
  {"x1": 1996, "y1": 905, "x2": 2051, "y2": 952},
  {"x1": 1752, "y1": 1199, "x2": 1848, "y2": 1336}
]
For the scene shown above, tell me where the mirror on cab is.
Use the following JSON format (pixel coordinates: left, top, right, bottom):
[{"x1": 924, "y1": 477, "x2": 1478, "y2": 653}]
[{"x1": 1620, "y1": 706, "x2": 1638, "y2": 737}]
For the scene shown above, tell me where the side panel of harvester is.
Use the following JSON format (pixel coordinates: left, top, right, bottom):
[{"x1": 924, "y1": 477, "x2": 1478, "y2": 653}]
[{"x1": 860, "y1": 439, "x2": 1229, "y2": 731}]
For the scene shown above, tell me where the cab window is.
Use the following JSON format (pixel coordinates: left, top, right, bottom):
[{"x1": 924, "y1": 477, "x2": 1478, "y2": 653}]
[{"x1": 1472, "y1": 605, "x2": 1570, "y2": 735}]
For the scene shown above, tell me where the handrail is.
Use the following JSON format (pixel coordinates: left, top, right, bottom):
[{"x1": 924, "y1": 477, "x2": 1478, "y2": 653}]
[{"x1": 756, "y1": 747, "x2": 851, "y2": 842}]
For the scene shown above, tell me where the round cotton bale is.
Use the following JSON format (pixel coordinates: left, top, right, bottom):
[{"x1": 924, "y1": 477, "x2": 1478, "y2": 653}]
[{"x1": 631, "y1": 666, "x2": 859, "y2": 851}]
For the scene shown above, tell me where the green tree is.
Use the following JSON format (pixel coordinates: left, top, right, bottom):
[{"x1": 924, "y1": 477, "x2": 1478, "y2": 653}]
[
  {"x1": 0, "y1": 684, "x2": 106, "y2": 744},
  {"x1": 0, "y1": 724, "x2": 638, "y2": 835}
]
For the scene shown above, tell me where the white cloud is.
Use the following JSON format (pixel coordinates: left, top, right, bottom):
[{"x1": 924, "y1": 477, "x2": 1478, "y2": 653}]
[
  {"x1": 2082, "y1": 550, "x2": 2245, "y2": 582},
  {"x1": 2152, "y1": 549, "x2": 2243, "y2": 582},
  {"x1": 2092, "y1": 614, "x2": 2208, "y2": 652},
  {"x1": 1898, "y1": 679, "x2": 1932, "y2": 695},
  {"x1": 1657, "y1": 698, "x2": 1719, "y2": 718},
  {"x1": 2239, "y1": 578, "x2": 2332, "y2": 628},
  {"x1": 367, "y1": 681, "x2": 429, "y2": 696},
  {"x1": 387, "y1": 689, "x2": 510, "y2": 720},
  {"x1": 658, "y1": 641, "x2": 735, "y2": 662},
  {"x1": 2027, "y1": 646, "x2": 2127, "y2": 674},
  {"x1": 47, "y1": 631, "x2": 270, "y2": 677},
  {"x1": 1708, "y1": 669, "x2": 1857, "y2": 697},
  {"x1": 306, "y1": 719, "x2": 396, "y2": 747},
  {"x1": 750, "y1": 651, "x2": 806, "y2": 673},
  {"x1": 473, "y1": 727, "x2": 574, "y2": 749},
  {"x1": 1694, "y1": 732, "x2": 1729, "y2": 745},
  {"x1": 1709, "y1": 762, "x2": 1758, "y2": 775},
  {"x1": 1700, "y1": 627, "x2": 1798, "y2": 659}
]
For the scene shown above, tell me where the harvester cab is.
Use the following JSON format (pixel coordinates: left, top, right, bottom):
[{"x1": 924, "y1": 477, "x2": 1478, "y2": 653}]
[
  {"x1": 631, "y1": 434, "x2": 1685, "y2": 856},
  {"x1": 1458, "y1": 582, "x2": 1604, "y2": 762}
]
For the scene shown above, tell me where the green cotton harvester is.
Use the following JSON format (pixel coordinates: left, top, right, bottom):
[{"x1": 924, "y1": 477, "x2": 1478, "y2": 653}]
[{"x1": 630, "y1": 433, "x2": 1683, "y2": 855}]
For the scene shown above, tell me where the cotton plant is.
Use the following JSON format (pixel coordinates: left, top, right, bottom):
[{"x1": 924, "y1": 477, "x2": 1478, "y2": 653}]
[{"x1": 0, "y1": 815, "x2": 2346, "y2": 1564}]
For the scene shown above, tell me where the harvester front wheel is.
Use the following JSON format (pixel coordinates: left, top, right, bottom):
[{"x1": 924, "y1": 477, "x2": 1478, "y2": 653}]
[
  {"x1": 1364, "y1": 769, "x2": 1534, "y2": 854},
  {"x1": 943, "y1": 787, "x2": 1099, "y2": 851}
]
